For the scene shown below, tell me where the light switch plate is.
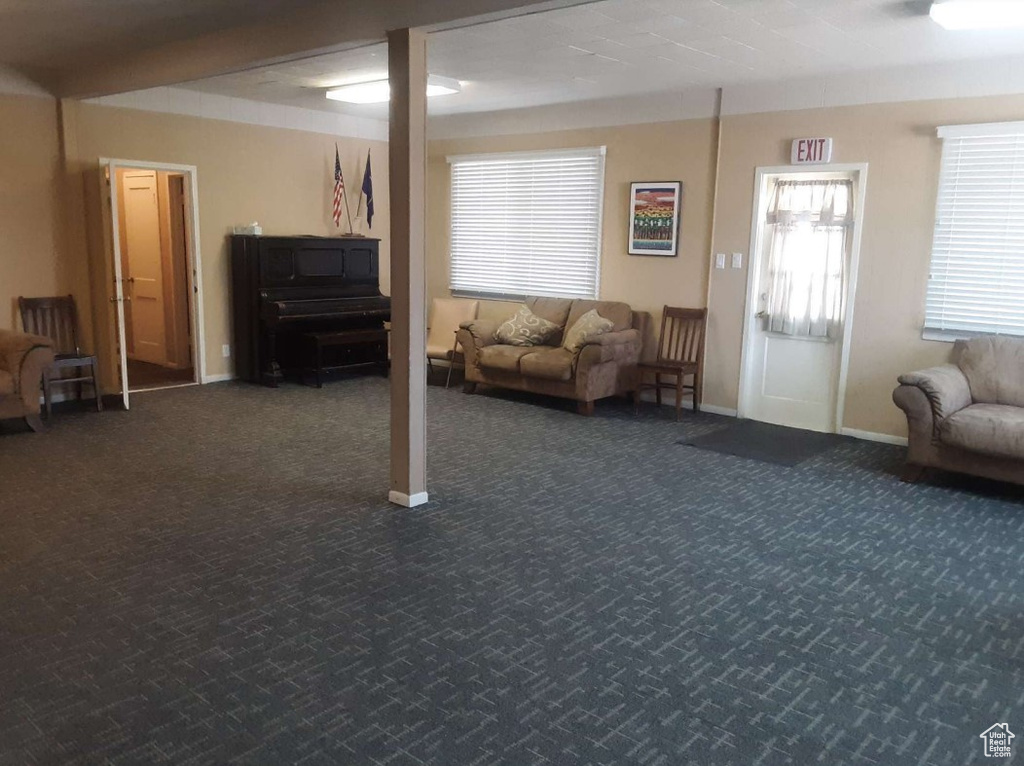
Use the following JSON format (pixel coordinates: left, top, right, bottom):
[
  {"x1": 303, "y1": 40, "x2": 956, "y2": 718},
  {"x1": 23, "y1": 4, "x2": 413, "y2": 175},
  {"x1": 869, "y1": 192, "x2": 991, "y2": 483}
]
[
  {"x1": 731, "y1": 253, "x2": 743, "y2": 269},
  {"x1": 715, "y1": 253, "x2": 726, "y2": 269},
  {"x1": 222, "y1": 344, "x2": 231, "y2": 358}
]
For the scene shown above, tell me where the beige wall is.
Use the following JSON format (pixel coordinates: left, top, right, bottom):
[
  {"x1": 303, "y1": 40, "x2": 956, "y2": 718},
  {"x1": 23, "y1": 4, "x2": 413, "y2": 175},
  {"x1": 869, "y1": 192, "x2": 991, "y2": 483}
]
[
  {"x1": 427, "y1": 120, "x2": 718, "y2": 351},
  {"x1": 6, "y1": 87, "x2": 1024, "y2": 437},
  {"x1": 429, "y1": 93, "x2": 1024, "y2": 438},
  {"x1": 70, "y1": 103, "x2": 389, "y2": 383},
  {"x1": 0, "y1": 95, "x2": 67, "y2": 330},
  {"x1": 707, "y1": 95, "x2": 1024, "y2": 438}
]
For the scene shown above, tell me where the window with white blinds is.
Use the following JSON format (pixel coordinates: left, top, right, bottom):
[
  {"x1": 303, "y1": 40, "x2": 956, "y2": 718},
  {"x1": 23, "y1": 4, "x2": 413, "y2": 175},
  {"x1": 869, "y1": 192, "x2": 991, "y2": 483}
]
[
  {"x1": 448, "y1": 147, "x2": 605, "y2": 300},
  {"x1": 927, "y1": 122, "x2": 1024, "y2": 339}
]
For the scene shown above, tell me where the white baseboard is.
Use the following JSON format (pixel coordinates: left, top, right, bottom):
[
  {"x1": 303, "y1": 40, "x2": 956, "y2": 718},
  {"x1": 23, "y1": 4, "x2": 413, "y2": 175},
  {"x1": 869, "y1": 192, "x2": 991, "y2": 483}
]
[
  {"x1": 130, "y1": 382, "x2": 197, "y2": 393},
  {"x1": 202, "y1": 373, "x2": 235, "y2": 384},
  {"x1": 700, "y1": 403, "x2": 739, "y2": 417},
  {"x1": 389, "y1": 490, "x2": 429, "y2": 508},
  {"x1": 635, "y1": 388, "x2": 737, "y2": 416},
  {"x1": 637, "y1": 393, "x2": 905, "y2": 444},
  {"x1": 840, "y1": 428, "x2": 908, "y2": 447}
]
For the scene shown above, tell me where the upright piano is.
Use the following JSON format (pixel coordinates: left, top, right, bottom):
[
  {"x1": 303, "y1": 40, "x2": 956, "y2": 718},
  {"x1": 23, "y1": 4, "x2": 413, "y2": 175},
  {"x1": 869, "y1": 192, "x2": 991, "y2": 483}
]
[{"x1": 231, "y1": 235, "x2": 390, "y2": 386}]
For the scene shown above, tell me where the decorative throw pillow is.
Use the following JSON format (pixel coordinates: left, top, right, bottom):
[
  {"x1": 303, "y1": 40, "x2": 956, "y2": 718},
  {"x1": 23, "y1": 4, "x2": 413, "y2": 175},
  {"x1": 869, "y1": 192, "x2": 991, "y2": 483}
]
[
  {"x1": 494, "y1": 305, "x2": 561, "y2": 347},
  {"x1": 562, "y1": 309, "x2": 614, "y2": 353}
]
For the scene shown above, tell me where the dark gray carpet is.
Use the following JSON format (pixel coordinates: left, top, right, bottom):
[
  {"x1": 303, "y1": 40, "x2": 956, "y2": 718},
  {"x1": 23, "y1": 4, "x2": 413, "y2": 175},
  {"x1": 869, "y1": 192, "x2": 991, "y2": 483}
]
[
  {"x1": 680, "y1": 419, "x2": 846, "y2": 466},
  {"x1": 127, "y1": 359, "x2": 195, "y2": 389},
  {"x1": 0, "y1": 379, "x2": 1022, "y2": 765}
]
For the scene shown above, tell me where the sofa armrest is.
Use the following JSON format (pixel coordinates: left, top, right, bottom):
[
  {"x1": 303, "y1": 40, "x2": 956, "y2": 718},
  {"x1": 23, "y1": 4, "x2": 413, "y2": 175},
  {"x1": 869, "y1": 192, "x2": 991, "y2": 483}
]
[
  {"x1": 896, "y1": 364, "x2": 972, "y2": 422},
  {"x1": 893, "y1": 384, "x2": 941, "y2": 468},
  {"x1": 578, "y1": 329, "x2": 642, "y2": 365},
  {"x1": 585, "y1": 328, "x2": 640, "y2": 348},
  {"x1": 0, "y1": 329, "x2": 54, "y2": 385},
  {"x1": 458, "y1": 319, "x2": 500, "y2": 349},
  {"x1": 0, "y1": 330, "x2": 54, "y2": 417}
]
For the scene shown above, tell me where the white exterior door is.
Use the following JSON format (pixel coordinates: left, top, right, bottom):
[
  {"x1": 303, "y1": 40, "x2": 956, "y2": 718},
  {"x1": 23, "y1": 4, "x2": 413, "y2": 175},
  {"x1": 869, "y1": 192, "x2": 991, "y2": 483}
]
[
  {"x1": 741, "y1": 169, "x2": 865, "y2": 434},
  {"x1": 745, "y1": 316, "x2": 843, "y2": 432}
]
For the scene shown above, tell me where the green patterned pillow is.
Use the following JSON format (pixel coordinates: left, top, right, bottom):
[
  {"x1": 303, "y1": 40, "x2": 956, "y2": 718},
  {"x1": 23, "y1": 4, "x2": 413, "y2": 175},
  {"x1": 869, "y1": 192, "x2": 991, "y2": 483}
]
[
  {"x1": 494, "y1": 305, "x2": 561, "y2": 347},
  {"x1": 562, "y1": 309, "x2": 614, "y2": 353}
]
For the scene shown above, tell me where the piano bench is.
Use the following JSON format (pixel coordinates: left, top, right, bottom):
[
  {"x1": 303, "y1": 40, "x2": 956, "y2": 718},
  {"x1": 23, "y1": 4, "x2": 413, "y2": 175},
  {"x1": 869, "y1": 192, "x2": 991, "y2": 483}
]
[{"x1": 304, "y1": 329, "x2": 390, "y2": 388}]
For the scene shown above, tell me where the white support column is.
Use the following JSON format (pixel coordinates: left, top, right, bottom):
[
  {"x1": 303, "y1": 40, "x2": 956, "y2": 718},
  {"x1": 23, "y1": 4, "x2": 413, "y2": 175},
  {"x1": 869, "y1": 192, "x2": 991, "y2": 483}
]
[{"x1": 387, "y1": 27, "x2": 429, "y2": 508}]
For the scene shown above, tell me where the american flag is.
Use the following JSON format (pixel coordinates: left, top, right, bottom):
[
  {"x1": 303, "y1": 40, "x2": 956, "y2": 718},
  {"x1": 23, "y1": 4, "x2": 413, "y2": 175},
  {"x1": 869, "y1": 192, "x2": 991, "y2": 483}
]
[{"x1": 332, "y1": 146, "x2": 345, "y2": 227}]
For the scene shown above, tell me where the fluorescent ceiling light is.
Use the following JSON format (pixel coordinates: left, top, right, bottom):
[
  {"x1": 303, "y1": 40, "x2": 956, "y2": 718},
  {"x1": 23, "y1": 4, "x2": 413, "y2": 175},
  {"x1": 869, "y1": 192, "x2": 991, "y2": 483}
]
[
  {"x1": 326, "y1": 75, "x2": 461, "y2": 104},
  {"x1": 427, "y1": 76, "x2": 462, "y2": 98},
  {"x1": 326, "y1": 79, "x2": 390, "y2": 104},
  {"x1": 930, "y1": 0, "x2": 1024, "y2": 30}
]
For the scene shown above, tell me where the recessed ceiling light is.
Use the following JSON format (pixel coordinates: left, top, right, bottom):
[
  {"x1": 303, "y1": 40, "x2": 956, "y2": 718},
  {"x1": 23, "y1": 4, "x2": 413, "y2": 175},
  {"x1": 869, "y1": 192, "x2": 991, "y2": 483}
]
[
  {"x1": 326, "y1": 75, "x2": 461, "y2": 104},
  {"x1": 930, "y1": 0, "x2": 1024, "y2": 30}
]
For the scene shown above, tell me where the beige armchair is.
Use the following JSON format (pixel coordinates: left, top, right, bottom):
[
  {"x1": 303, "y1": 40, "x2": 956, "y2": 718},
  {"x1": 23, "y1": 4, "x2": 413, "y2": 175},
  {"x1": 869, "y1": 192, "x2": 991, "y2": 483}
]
[
  {"x1": 427, "y1": 298, "x2": 478, "y2": 388},
  {"x1": 0, "y1": 329, "x2": 55, "y2": 432},
  {"x1": 893, "y1": 336, "x2": 1024, "y2": 486}
]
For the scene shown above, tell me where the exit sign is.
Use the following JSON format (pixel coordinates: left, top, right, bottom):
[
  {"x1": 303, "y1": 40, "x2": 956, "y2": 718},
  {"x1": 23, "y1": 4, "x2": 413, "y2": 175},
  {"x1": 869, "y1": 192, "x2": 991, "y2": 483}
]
[{"x1": 791, "y1": 137, "x2": 833, "y2": 165}]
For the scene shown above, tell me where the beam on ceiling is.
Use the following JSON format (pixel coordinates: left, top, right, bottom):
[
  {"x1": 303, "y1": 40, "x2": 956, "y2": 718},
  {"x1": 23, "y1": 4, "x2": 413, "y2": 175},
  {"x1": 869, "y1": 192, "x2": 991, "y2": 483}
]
[{"x1": 56, "y1": 0, "x2": 595, "y2": 99}]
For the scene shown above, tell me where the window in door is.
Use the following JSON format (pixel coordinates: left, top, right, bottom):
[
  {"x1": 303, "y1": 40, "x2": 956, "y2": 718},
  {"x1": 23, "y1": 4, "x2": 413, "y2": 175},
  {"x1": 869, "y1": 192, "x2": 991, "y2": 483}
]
[{"x1": 762, "y1": 179, "x2": 853, "y2": 339}]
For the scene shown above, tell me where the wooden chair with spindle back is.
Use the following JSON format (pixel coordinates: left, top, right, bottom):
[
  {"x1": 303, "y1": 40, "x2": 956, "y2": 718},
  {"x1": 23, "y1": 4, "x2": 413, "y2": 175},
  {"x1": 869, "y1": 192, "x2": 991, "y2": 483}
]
[
  {"x1": 633, "y1": 306, "x2": 708, "y2": 421},
  {"x1": 18, "y1": 295, "x2": 102, "y2": 417}
]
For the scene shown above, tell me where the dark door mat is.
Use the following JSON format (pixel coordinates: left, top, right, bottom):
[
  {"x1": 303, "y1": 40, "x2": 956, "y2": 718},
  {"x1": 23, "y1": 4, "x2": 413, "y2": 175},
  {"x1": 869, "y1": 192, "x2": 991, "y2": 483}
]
[{"x1": 678, "y1": 419, "x2": 847, "y2": 466}]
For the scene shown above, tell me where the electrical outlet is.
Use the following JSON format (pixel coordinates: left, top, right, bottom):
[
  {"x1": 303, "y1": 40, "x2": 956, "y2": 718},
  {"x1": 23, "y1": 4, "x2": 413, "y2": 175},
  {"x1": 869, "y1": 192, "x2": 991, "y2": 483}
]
[
  {"x1": 731, "y1": 253, "x2": 743, "y2": 269},
  {"x1": 715, "y1": 253, "x2": 726, "y2": 269},
  {"x1": 222, "y1": 344, "x2": 231, "y2": 358}
]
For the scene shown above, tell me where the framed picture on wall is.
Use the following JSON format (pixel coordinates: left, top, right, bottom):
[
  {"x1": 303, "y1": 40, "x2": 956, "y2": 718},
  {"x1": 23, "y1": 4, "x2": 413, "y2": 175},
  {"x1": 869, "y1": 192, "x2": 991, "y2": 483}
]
[{"x1": 628, "y1": 181, "x2": 682, "y2": 256}]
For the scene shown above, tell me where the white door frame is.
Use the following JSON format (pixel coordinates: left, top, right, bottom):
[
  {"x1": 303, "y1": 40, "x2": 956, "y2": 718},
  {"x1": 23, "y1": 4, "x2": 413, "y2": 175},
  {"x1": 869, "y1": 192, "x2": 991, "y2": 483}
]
[
  {"x1": 101, "y1": 158, "x2": 206, "y2": 408},
  {"x1": 736, "y1": 163, "x2": 869, "y2": 433}
]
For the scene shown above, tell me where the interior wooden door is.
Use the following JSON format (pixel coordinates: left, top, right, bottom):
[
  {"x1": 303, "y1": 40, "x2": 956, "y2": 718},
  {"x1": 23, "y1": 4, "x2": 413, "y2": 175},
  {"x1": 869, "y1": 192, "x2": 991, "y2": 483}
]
[{"x1": 121, "y1": 170, "x2": 168, "y2": 365}]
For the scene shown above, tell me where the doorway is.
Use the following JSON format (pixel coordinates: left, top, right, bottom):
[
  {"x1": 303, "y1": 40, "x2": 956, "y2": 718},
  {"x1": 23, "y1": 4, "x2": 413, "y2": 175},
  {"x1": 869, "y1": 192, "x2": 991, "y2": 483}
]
[
  {"x1": 117, "y1": 169, "x2": 194, "y2": 389},
  {"x1": 738, "y1": 165, "x2": 868, "y2": 434},
  {"x1": 103, "y1": 160, "x2": 206, "y2": 409}
]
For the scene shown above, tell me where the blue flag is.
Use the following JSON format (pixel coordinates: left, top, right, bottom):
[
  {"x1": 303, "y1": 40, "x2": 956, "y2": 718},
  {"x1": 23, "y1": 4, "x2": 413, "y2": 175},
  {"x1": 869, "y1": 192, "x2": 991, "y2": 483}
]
[{"x1": 361, "y1": 150, "x2": 374, "y2": 229}]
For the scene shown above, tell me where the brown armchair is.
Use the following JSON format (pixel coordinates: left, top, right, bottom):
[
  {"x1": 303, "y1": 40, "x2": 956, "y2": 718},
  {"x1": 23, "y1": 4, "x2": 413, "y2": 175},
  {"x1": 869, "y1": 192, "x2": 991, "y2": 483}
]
[
  {"x1": 893, "y1": 337, "x2": 1024, "y2": 486},
  {"x1": 0, "y1": 329, "x2": 55, "y2": 432}
]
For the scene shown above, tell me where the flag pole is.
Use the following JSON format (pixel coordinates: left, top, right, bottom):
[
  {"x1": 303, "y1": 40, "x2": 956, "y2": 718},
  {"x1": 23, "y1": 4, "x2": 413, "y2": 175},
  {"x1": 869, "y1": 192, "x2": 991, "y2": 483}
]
[
  {"x1": 343, "y1": 169, "x2": 355, "y2": 236},
  {"x1": 355, "y1": 148, "x2": 367, "y2": 220},
  {"x1": 345, "y1": 200, "x2": 355, "y2": 235}
]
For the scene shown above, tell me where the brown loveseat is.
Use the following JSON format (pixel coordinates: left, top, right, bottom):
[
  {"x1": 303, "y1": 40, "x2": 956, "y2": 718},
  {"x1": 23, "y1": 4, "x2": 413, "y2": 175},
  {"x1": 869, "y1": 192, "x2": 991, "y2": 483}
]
[
  {"x1": 456, "y1": 297, "x2": 648, "y2": 415},
  {"x1": 0, "y1": 329, "x2": 55, "y2": 432},
  {"x1": 893, "y1": 336, "x2": 1024, "y2": 486}
]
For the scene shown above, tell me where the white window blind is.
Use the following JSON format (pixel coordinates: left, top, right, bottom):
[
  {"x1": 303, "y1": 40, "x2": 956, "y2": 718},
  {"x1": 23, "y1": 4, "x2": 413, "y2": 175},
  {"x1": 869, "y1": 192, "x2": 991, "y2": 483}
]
[
  {"x1": 448, "y1": 147, "x2": 605, "y2": 299},
  {"x1": 927, "y1": 122, "x2": 1024, "y2": 339}
]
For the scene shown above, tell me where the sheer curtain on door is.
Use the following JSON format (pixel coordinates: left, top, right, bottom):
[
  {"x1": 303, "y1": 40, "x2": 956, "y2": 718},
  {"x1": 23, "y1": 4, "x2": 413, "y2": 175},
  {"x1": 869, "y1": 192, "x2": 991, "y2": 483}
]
[{"x1": 763, "y1": 179, "x2": 853, "y2": 338}]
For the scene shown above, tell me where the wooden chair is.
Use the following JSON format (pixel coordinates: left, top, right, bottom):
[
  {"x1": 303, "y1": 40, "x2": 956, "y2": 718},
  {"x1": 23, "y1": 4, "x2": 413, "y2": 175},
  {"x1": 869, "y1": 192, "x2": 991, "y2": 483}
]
[
  {"x1": 634, "y1": 306, "x2": 707, "y2": 421},
  {"x1": 427, "y1": 298, "x2": 478, "y2": 389},
  {"x1": 18, "y1": 296, "x2": 102, "y2": 417}
]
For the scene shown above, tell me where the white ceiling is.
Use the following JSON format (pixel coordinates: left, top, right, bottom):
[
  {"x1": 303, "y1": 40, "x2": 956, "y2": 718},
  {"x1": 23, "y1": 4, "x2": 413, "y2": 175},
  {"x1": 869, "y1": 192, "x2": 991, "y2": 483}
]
[{"x1": 178, "y1": 0, "x2": 1024, "y2": 119}]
